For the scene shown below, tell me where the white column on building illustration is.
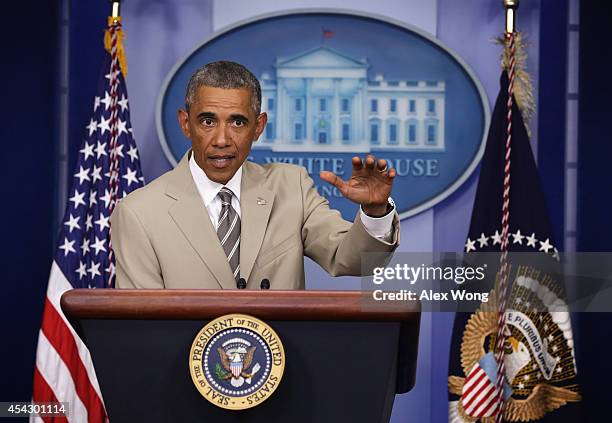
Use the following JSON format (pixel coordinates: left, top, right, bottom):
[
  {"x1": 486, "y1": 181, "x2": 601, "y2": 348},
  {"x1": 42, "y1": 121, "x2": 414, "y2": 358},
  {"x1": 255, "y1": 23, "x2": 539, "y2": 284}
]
[
  {"x1": 353, "y1": 88, "x2": 360, "y2": 144},
  {"x1": 277, "y1": 79, "x2": 285, "y2": 143},
  {"x1": 305, "y1": 77, "x2": 313, "y2": 143},
  {"x1": 361, "y1": 79, "x2": 368, "y2": 144},
  {"x1": 416, "y1": 97, "x2": 423, "y2": 146},
  {"x1": 438, "y1": 94, "x2": 446, "y2": 149},
  {"x1": 351, "y1": 89, "x2": 358, "y2": 146},
  {"x1": 333, "y1": 78, "x2": 340, "y2": 144}
]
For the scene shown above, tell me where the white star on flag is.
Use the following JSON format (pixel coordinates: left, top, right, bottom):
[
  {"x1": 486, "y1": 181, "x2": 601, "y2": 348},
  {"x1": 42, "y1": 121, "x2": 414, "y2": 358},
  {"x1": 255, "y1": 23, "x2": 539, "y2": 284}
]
[
  {"x1": 80, "y1": 142, "x2": 95, "y2": 161},
  {"x1": 127, "y1": 145, "x2": 139, "y2": 162},
  {"x1": 98, "y1": 116, "x2": 111, "y2": 135},
  {"x1": 91, "y1": 237, "x2": 107, "y2": 255},
  {"x1": 89, "y1": 192, "x2": 96, "y2": 208},
  {"x1": 512, "y1": 229, "x2": 525, "y2": 245},
  {"x1": 76, "y1": 261, "x2": 87, "y2": 280},
  {"x1": 91, "y1": 165, "x2": 103, "y2": 183},
  {"x1": 95, "y1": 141, "x2": 107, "y2": 159},
  {"x1": 95, "y1": 214, "x2": 110, "y2": 231},
  {"x1": 87, "y1": 261, "x2": 102, "y2": 278},
  {"x1": 85, "y1": 213, "x2": 93, "y2": 231},
  {"x1": 100, "y1": 189, "x2": 112, "y2": 208},
  {"x1": 81, "y1": 238, "x2": 90, "y2": 255},
  {"x1": 465, "y1": 238, "x2": 476, "y2": 252},
  {"x1": 86, "y1": 119, "x2": 97, "y2": 136},
  {"x1": 112, "y1": 144, "x2": 124, "y2": 158},
  {"x1": 552, "y1": 248, "x2": 560, "y2": 261},
  {"x1": 477, "y1": 233, "x2": 489, "y2": 248},
  {"x1": 118, "y1": 94, "x2": 129, "y2": 111},
  {"x1": 122, "y1": 167, "x2": 139, "y2": 186},
  {"x1": 117, "y1": 119, "x2": 128, "y2": 136},
  {"x1": 93, "y1": 95, "x2": 101, "y2": 111},
  {"x1": 69, "y1": 190, "x2": 86, "y2": 208},
  {"x1": 59, "y1": 237, "x2": 76, "y2": 256},
  {"x1": 100, "y1": 91, "x2": 112, "y2": 110},
  {"x1": 74, "y1": 166, "x2": 90, "y2": 184},
  {"x1": 104, "y1": 70, "x2": 120, "y2": 82},
  {"x1": 491, "y1": 230, "x2": 502, "y2": 245},
  {"x1": 526, "y1": 232, "x2": 537, "y2": 248},
  {"x1": 64, "y1": 214, "x2": 81, "y2": 233},
  {"x1": 539, "y1": 238, "x2": 553, "y2": 253}
]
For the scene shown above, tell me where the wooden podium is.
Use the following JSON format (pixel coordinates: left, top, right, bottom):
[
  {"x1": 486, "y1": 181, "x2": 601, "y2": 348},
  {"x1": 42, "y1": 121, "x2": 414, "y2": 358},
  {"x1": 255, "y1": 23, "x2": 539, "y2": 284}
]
[{"x1": 61, "y1": 290, "x2": 420, "y2": 423}]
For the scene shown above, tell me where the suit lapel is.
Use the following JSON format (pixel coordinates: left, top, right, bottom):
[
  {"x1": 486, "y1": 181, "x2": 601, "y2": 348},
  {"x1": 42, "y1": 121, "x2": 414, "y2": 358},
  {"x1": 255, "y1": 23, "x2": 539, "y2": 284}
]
[
  {"x1": 240, "y1": 161, "x2": 274, "y2": 284},
  {"x1": 166, "y1": 153, "x2": 235, "y2": 289}
]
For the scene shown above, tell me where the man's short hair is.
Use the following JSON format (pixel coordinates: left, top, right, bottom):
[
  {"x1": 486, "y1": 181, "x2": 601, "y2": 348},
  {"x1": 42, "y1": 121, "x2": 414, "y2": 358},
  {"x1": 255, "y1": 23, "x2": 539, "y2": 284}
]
[{"x1": 184, "y1": 61, "x2": 262, "y2": 115}]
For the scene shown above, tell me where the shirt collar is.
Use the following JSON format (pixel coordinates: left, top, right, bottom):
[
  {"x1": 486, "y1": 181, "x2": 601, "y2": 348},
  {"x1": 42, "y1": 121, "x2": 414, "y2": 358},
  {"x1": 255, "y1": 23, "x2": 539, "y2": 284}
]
[{"x1": 189, "y1": 153, "x2": 242, "y2": 207}]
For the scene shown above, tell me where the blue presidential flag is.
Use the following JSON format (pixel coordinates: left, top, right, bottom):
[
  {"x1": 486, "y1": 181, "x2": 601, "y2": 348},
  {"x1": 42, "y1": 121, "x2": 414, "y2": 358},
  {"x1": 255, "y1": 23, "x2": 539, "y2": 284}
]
[{"x1": 447, "y1": 69, "x2": 581, "y2": 422}]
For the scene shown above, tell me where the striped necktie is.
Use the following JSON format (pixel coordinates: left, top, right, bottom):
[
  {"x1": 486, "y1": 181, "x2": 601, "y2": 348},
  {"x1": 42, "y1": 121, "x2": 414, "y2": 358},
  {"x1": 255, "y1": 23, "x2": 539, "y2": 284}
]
[{"x1": 216, "y1": 187, "x2": 240, "y2": 282}]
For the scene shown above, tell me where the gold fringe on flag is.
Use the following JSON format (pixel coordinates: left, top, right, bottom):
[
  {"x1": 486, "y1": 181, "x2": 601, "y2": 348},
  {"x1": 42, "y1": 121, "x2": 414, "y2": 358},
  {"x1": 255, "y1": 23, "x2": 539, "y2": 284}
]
[
  {"x1": 104, "y1": 16, "x2": 128, "y2": 78},
  {"x1": 496, "y1": 32, "x2": 535, "y2": 135}
]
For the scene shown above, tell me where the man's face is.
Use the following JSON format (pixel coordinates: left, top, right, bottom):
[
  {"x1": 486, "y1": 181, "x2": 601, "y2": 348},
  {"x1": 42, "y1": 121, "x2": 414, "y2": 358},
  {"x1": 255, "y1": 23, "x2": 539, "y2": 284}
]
[{"x1": 178, "y1": 86, "x2": 267, "y2": 184}]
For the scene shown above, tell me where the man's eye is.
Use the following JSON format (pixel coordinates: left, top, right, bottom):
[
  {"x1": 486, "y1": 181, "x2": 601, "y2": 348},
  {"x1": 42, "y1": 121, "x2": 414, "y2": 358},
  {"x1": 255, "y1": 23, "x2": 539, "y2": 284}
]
[
  {"x1": 201, "y1": 118, "x2": 215, "y2": 126},
  {"x1": 232, "y1": 119, "x2": 245, "y2": 127}
]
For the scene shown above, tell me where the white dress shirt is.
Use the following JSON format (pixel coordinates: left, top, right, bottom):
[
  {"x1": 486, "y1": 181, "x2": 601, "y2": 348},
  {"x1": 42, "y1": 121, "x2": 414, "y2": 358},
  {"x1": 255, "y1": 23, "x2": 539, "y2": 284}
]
[{"x1": 188, "y1": 156, "x2": 395, "y2": 239}]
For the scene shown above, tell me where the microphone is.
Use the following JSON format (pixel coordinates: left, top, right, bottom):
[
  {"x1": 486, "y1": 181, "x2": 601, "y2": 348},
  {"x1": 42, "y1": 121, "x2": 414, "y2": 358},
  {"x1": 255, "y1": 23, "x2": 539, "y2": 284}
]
[
  {"x1": 260, "y1": 278, "x2": 270, "y2": 290},
  {"x1": 236, "y1": 277, "x2": 247, "y2": 289}
]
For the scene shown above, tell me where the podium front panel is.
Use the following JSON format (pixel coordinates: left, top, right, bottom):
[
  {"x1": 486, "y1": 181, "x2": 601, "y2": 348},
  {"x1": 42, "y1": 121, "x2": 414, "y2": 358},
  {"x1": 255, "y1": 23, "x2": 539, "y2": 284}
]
[{"x1": 79, "y1": 319, "x2": 401, "y2": 423}]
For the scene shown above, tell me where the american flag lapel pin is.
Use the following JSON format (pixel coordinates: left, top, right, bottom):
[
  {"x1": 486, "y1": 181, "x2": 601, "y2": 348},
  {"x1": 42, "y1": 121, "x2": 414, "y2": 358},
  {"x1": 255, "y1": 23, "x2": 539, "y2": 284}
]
[{"x1": 257, "y1": 197, "x2": 267, "y2": 205}]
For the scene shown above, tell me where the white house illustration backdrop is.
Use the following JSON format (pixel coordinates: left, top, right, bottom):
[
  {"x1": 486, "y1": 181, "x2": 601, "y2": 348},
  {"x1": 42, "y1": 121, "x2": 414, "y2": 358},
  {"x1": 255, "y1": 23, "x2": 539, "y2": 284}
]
[{"x1": 258, "y1": 47, "x2": 446, "y2": 152}]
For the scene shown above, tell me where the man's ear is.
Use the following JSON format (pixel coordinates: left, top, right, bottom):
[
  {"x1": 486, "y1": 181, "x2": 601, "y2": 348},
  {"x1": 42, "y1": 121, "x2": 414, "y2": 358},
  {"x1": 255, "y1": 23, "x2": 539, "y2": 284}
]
[
  {"x1": 178, "y1": 109, "x2": 191, "y2": 139},
  {"x1": 254, "y1": 112, "x2": 268, "y2": 142}
]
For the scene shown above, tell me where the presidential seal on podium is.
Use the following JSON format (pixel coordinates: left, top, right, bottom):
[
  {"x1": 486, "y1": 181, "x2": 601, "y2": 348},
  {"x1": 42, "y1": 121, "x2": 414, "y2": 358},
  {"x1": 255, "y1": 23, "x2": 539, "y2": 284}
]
[{"x1": 189, "y1": 314, "x2": 285, "y2": 410}]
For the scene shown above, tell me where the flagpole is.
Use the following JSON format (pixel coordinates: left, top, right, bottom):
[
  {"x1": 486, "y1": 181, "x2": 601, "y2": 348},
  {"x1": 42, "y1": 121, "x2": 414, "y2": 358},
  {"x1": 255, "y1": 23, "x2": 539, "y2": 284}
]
[
  {"x1": 107, "y1": 0, "x2": 123, "y2": 286},
  {"x1": 493, "y1": 1, "x2": 520, "y2": 422}
]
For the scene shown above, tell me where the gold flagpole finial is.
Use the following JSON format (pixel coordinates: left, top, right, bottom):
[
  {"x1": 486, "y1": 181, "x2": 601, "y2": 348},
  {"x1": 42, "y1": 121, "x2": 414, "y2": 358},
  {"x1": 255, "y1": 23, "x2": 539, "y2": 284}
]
[
  {"x1": 503, "y1": 0, "x2": 519, "y2": 34},
  {"x1": 105, "y1": 0, "x2": 127, "y2": 77}
]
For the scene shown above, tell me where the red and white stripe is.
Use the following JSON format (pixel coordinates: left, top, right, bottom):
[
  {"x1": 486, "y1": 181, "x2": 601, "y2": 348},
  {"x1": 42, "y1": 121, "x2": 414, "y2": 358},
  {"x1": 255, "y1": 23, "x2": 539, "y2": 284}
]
[
  {"x1": 231, "y1": 362, "x2": 242, "y2": 379},
  {"x1": 462, "y1": 364, "x2": 500, "y2": 418},
  {"x1": 31, "y1": 263, "x2": 108, "y2": 423}
]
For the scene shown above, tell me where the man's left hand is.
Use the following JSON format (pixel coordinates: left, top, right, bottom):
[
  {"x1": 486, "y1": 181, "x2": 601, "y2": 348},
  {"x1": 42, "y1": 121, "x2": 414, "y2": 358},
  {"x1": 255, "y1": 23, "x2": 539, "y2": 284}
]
[{"x1": 320, "y1": 155, "x2": 396, "y2": 217}]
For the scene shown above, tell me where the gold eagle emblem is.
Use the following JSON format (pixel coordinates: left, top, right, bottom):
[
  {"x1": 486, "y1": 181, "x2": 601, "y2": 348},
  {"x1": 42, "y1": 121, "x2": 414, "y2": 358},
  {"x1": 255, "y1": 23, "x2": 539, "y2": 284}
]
[{"x1": 448, "y1": 281, "x2": 581, "y2": 422}]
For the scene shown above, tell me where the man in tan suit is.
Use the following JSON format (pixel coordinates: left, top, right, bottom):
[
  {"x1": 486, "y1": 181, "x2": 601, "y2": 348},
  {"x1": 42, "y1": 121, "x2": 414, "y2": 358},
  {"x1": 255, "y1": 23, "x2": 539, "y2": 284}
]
[{"x1": 111, "y1": 61, "x2": 400, "y2": 289}]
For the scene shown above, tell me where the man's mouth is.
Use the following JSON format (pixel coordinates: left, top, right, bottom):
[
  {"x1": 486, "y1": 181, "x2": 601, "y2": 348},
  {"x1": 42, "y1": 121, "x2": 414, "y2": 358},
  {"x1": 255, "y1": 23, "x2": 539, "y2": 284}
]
[{"x1": 208, "y1": 155, "x2": 235, "y2": 169}]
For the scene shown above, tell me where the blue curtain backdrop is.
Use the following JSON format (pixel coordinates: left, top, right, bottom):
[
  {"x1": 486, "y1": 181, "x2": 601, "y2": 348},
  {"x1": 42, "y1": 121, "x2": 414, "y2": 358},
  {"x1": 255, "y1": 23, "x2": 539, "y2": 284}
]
[
  {"x1": 576, "y1": 1, "x2": 612, "y2": 421},
  {"x1": 0, "y1": 0, "x2": 109, "y2": 404},
  {"x1": 1, "y1": 1, "x2": 611, "y2": 421},
  {"x1": 0, "y1": 1, "x2": 59, "y2": 403}
]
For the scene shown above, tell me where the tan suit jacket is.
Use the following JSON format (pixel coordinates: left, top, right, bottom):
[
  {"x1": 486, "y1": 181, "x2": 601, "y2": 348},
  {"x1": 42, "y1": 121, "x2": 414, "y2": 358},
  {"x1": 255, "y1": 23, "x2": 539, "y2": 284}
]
[{"x1": 110, "y1": 152, "x2": 399, "y2": 289}]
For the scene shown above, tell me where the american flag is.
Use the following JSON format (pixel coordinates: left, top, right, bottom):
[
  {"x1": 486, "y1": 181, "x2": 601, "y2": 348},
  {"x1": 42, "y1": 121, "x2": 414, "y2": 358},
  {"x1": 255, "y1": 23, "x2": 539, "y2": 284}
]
[
  {"x1": 322, "y1": 27, "x2": 335, "y2": 39},
  {"x1": 31, "y1": 18, "x2": 143, "y2": 422}
]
